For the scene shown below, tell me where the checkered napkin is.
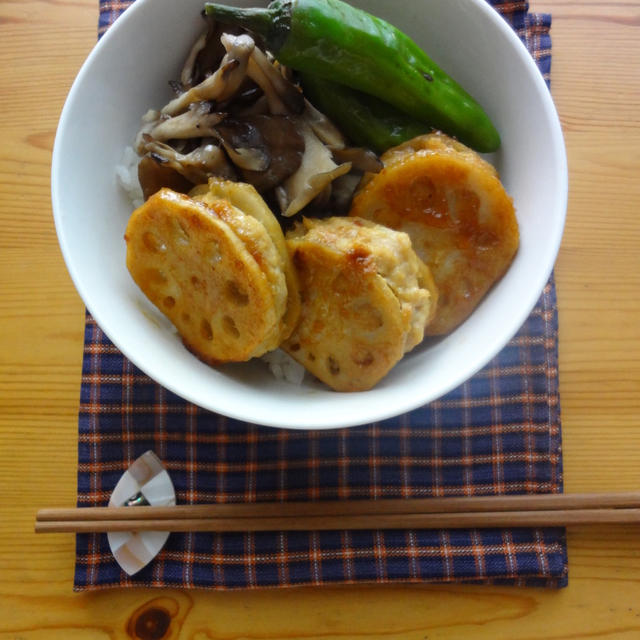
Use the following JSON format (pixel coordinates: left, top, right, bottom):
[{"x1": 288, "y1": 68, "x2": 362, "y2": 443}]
[{"x1": 75, "y1": 0, "x2": 565, "y2": 589}]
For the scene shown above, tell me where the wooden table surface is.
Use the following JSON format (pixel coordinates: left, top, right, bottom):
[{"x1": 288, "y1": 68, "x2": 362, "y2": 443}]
[{"x1": 1, "y1": 0, "x2": 639, "y2": 637}]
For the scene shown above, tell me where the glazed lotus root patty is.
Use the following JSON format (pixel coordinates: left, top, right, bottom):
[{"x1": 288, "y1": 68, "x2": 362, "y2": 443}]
[
  {"x1": 282, "y1": 216, "x2": 435, "y2": 392},
  {"x1": 189, "y1": 177, "x2": 300, "y2": 341},
  {"x1": 125, "y1": 188, "x2": 287, "y2": 364},
  {"x1": 350, "y1": 132, "x2": 519, "y2": 336}
]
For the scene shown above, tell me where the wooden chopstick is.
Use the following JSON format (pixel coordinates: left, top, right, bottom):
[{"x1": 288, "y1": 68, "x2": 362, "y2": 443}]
[
  {"x1": 34, "y1": 508, "x2": 640, "y2": 533},
  {"x1": 34, "y1": 492, "x2": 640, "y2": 533}
]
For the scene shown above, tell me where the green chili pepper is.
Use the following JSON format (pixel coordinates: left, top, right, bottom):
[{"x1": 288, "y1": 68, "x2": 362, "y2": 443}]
[
  {"x1": 204, "y1": 0, "x2": 500, "y2": 152},
  {"x1": 300, "y1": 72, "x2": 431, "y2": 154}
]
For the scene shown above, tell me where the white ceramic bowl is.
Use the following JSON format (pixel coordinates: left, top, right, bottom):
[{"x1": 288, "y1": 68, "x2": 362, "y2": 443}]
[{"x1": 52, "y1": 0, "x2": 567, "y2": 429}]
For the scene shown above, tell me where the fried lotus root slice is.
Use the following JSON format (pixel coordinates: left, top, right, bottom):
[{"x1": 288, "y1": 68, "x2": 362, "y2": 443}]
[
  {"x1": 282, "y1": 216, "x2": 434, "y2": 392},
  {"x1": 196, "y1": 195, "x2": 288, "y2": 338},
  {"x1": 125, "y1": 188, "x2": 284, "y2": 364},
  {"x1": 350, "y1": 133, "x2": 519, "y2": 335},
  {"x1": 378, "y1": 131, "x2": 499, "y2": 175},
  {"x1": 190, "y1": 177, "x2": 300, "y2": 340}
]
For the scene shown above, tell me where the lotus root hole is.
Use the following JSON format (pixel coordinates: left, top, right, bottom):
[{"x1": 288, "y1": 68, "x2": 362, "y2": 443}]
[
  {"x1": 163, "y1": 296, "x2": 176, "y2": 309},
  {"x1": 327, "y1": 356, "x2": 341, "y2": 376},
  {"x1": 353, "y1": 352, "x2": 374, "y2": 367},
  {"x1": 200, "y1": 318, "x2": 214, "y2": 341},
  {"x1": 223, "y1": 315, "x2": 240, "y2": 338},
  {"x1": 225, "y1": 280, "x2": 249, "y2": 306},
  {"x1": 142, "y1": 231, "x2": 165, "y2": 253}
]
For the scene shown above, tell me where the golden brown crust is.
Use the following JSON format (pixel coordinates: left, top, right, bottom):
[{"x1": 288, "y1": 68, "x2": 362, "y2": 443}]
[
  {"x1": 350, "y1": 133, "x2": 519, "y2": 335},
  {"x1": 378, "y1": 131, "x2": 499, "y2": 177},
  {"x1": 190, "y1": 178, "x2": 301, "y2": 342},
  {"x1": 282, "y1": 217, "x2": 433, "y2": 391},
  {"x1": 195, "y1": 195, "x2": 288, "y2": 336},
  {"x1": 125, "y1": 188, "x2": 283, "y2": 363}
]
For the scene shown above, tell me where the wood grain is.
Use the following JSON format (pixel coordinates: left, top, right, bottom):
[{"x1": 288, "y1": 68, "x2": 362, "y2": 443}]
[{"x1": 1, "y1": 0, "x2": 640, "y2": 638}]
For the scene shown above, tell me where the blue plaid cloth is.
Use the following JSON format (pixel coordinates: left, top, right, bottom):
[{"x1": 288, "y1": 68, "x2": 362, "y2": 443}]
[{"x1": 75, "y1": 0, "x2": 565, "y2": 590}]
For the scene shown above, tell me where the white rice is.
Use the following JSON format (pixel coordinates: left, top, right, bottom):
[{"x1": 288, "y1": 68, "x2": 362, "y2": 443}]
[
  {"x1": 116, "y1": 146, "x2": 144, "y2": 209},
  {"x1": 116, "y1": 151, "x2": 306, "y2": 386},
  {"x1": 261, "y1": 348, "x2": 306, "y2": 385}
]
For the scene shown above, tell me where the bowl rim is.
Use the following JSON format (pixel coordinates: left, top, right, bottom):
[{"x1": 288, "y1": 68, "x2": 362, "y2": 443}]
[{"x1": 51, "y1": 0, "x2": 567, "y2": 430}]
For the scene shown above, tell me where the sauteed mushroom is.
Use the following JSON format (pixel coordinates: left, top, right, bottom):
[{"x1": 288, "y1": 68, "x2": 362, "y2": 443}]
[
  {"x1": 150, "y1": 104, "x2": 226, "y2": 141},
  {"x1": 180, "y1": 32, "x2": 208, "y2": 89},
  {"x1": 131, "y1": 23, "x2": 381, "y2": 216},
  {"x1": 215, "y1": 117, "x2": 270, "y2": 171},
  {"x1": 221, "y1": 33, "x2": 304, "y2": 116},
  {"x1": 216, "y1": 114, "x2": 305, "y2": 189},
  {"x1": 331, "y1": 147, "x2": 382, "y2": 173},
  {"x1": 303, "y1": 99, "x2": 346, "y2": 149},
  {"x1": 137, "y1": 155, "x2": 194, "y2": 201},
  {"x1": 162, "y1": 34, "x2": 254, "y2": 116},
  {"x1": 142, "y1": 137, "x2": 236, "y2": 184},
  {"x1": 277, "y1": 122, "x2": 351, "y2": 217}
]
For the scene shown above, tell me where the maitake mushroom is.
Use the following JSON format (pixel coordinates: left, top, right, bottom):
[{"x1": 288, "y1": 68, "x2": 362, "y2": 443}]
[{"x1": 133, "y1": 16, "x2": 381, "y2": 217}]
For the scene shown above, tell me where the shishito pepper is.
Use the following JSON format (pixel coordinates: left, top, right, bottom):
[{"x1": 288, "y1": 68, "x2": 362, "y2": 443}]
[
  {"x1": 300, "y1": 72, "x2": 431, "y2": 154},
  {"x1": 204, "y1": 0, "x2": 501, "y2": 152}
]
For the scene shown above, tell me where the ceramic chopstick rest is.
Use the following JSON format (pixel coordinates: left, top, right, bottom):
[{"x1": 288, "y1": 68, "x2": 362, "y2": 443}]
[{"x1": 107, "y1": 450, "x2": 176, "y2": 575}]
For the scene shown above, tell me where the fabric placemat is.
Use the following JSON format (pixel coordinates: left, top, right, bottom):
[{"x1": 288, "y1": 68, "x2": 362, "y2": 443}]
[{"x1": 75, "y1": 0, "x2": 566, "y2": 590}]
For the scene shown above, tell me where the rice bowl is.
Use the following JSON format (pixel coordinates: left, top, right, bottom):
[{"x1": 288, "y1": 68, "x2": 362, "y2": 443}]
[{"x1": 51, "y1": 0, "x2": 567, "y2": 429}]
